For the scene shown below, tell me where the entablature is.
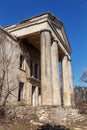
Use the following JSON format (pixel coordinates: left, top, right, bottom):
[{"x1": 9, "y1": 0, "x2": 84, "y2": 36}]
[{"x1": 4, "y1": 12, "x2": 72, "y2": 59}]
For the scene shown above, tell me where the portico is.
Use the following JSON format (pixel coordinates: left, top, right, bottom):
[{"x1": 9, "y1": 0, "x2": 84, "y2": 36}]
[{"x1": 4, "y1": 12, "x2": 75, "y2": 107}]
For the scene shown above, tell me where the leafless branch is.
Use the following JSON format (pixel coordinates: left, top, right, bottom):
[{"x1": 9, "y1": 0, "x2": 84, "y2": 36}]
[{"x1": 81, "y1": 70, "x2": 87, "y2": 83}]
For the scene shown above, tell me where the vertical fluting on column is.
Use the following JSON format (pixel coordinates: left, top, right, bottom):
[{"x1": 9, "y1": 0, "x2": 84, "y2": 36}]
[
  {"x1": 68, "y1": 60, "x2": 75, "y2": 107},
  {"x1": 62, "y1": 55, "x2": 71, "y2": 107},
  {"x1": 40, "y1": 30, "x2": 53, "y2": 105},
  {"x1": 51, "y1": 40, "x2": 61, "y2": 106}
]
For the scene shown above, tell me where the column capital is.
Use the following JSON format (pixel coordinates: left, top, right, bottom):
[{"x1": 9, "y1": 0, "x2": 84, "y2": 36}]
[
  {"x1": 64, "y1": 54, "x2": 68, "y2": 57},
  {"x1": 63, "y1": 54, "x2": 70, "y2": 61},
  {"x1": 53, "y1": 40, "x2": 58, "y2": 44},
  {"x1": 40, "y1": 29, "x2": 53, "y2": 39},
  {"x1": 40, "y1": 29, "x2": 51, "y2": 34}
]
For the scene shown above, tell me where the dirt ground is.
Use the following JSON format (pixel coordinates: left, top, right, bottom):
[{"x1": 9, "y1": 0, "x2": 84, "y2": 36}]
[{"x1": 0, "y1": 115, "x2": 87, "y2": 130}]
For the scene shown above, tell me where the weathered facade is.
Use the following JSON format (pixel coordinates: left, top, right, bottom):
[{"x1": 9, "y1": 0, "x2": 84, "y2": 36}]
[{"x1": 0, "y1": 13, "x2": 75, "y2": 107}]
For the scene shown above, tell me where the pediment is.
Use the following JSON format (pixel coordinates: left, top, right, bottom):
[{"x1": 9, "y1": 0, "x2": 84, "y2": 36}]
[
  {"x1": 54, "y1": 23, "x2": 71, "y2": 54},
  {"x1": 47, "y1": 14, "x2": 72, "y2": 54}
]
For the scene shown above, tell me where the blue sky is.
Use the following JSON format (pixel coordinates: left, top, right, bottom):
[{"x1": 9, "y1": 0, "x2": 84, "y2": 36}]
[{"x1": 0, "y1": 0, "x2": 87, "y2": 86}]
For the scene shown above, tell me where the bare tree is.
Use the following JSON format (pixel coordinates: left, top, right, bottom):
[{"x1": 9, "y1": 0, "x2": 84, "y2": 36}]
[
  {"x1": 0, "y1": 28, "x2": 19, "y2": 106},
  {"x1": 81, "y1": 70, "x2": 87, "y2": 83}
]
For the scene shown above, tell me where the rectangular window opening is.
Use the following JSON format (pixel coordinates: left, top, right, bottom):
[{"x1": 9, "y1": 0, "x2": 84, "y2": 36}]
[
  {"x1": 38, "y1": 87, "x2": 41, "y2": 95},
  {"x1": 30, "y1": 60, "x2": 33, "y2": 77},
  {"x1": 18, "y1": 82, "x2": 24, "y2": 101},
  {"x1": 35, "y1": 63, "x2": 38, "y2": 79},
  {"x1": 19, "y1": 54, "x2": 25, "y2": 70}
]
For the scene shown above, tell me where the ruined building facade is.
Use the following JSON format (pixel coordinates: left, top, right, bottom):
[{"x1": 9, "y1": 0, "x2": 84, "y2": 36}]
[{"x1": 0, "y1": 13, "x2": 75, "y2": 107}]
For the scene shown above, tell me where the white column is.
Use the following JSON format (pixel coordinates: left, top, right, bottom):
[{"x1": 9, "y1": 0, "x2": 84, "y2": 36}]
[
  {"x1": 41, "y1": 30, "x2": 53, "y2": 105},
  {"x1": 26, "y1": 82, "x2": 32, "y2": 105},
  {"x1": 62, "y1": 55, "x2": 71, "y2": 107},
  {"x1": 51, "y1": 40, "x2": 61, "y2": 106},
  {"x1": 68, "y1": 60, "x2": 75, "y2": 107}
]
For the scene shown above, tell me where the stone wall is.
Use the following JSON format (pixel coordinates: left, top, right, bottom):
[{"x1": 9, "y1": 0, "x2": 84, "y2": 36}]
[
  {"x1": 0, "y1": 28, "x2": 20, "y2": 105},
  {"x1": 0, "y1": 28, "x2": 41, "y2": 106}
]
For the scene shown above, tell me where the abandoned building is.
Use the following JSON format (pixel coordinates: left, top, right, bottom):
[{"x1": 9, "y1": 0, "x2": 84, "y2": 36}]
[{"x1": 0, "y1": 12, "x2": 75, "y2": 107}]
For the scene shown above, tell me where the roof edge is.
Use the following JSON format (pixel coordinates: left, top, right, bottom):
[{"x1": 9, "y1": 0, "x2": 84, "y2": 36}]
[{"x1": 0, "y1": 26, "x2": 17, "y2": 41}]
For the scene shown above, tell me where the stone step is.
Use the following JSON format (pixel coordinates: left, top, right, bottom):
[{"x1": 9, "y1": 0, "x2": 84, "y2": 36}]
[
  {"x1": 74, "y1": 117, "x2": 85, "y2": 122},
  {"x1": 67, "y1": 114, "x2": 85, "y2": 123},
  {"x1": 68, "y1": 114, "x2": 82, "y2": 117},
  {"x1": 68, "y1": 114, "x2": 83, "y2": 117}
]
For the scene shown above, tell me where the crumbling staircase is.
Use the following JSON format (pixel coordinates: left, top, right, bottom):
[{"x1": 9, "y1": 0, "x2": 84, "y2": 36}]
[{"x1": 67, "y1": 113, "x2": 85, "y2": 123}]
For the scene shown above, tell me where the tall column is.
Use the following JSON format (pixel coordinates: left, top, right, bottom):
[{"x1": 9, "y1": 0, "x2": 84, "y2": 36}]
[
  {"x1": 40, "y1": 30, "x2": 53, "y2": 105},
  {"x1": 68, "y1": 60, "x2": 75, "y2": 107},
  {"x1": 62, "y1": 55, "x2": 71, "y2": 107},
  {"x1": 51, "y1": 40, "x2": 61, "y2": 106}
]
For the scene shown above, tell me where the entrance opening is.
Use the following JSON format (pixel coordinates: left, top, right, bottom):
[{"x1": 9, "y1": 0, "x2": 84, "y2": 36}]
[
  {"x1": 32, "y1": 86, "x2": 36, "y2": 106},
  {"x1": 38, "y1": 87, "x2": 41, "y2": 106},
  {"x1": 32, "y1": 85, "x2": 39, "y2": 106},
  {"x1": 18, "y1": 82, "x2": 24, "y2": 101}
]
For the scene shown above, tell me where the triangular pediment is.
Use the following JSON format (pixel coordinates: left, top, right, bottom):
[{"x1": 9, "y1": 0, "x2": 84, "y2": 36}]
[
  {"x1": 47, "y1": 13, "x2": 72, "y2": 54},
  {"x1": 54, "y1": 24, "x2": 71, "y2": 54}
]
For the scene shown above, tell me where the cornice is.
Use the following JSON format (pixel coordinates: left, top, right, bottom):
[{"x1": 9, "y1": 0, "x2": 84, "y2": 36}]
[
  {"x1": 3, "y1": 12, "x2": 72, "y2": 54},
  {"x1": 4, "y1": 12, "x2": 63, "y2": 33},
  {"x1": 4, "y1": 14, "x2": 49, "y2": 32},
  {"x1": 0, "y1": 26, "x2": 17, "y2": 41}
]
